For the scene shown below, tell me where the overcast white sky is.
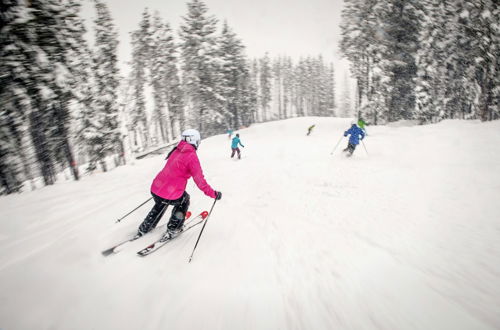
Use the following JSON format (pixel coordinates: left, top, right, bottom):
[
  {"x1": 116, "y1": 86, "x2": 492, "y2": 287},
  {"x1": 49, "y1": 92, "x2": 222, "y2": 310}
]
[{"x1": 81, "y1": 0, "x2": 352, "y2": 97}]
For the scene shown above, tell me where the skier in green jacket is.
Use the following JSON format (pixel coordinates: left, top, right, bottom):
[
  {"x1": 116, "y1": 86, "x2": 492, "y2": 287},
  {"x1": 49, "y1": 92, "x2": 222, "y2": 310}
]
[{"x1": 307, "y1": 124, "x2": 316, "y2": 136}]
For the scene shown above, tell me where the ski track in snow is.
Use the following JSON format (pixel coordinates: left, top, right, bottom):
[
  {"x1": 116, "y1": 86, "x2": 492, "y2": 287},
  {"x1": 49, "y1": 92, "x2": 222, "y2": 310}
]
[{"x1": 0, "y1": 117, "x2": 499, "y2": 330}]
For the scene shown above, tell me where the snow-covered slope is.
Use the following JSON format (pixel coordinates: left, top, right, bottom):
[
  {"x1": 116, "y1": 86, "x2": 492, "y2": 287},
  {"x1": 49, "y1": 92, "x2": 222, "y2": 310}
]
[{"x1": 1, "y1": 117, "x2": 499, "y2": 330}]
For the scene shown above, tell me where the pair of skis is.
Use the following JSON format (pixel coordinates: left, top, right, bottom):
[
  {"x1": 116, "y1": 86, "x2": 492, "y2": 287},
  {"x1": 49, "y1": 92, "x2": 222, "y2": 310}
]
[
  {"x1": 137, "y1": 211, "x2": 208, "y2": 256},
  {"x1": 101, "y1": 210, "x2": 208, "y2": 257}
]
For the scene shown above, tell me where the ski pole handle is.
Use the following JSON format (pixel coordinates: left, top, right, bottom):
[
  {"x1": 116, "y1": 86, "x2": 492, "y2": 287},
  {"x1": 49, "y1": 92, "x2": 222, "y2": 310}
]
[
  {"x1": 188, "y1": 199, "x2": 217, "y2": 263},
  {"x1": 116, "y1": 197, "x2": 153, "y2": 223}
]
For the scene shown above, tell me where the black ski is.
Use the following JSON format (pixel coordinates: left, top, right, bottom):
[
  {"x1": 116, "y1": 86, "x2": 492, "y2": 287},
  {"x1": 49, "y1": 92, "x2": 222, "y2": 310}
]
[
  {"x1": 101, "y1": 211, "x2": 193, "y2": 257},
  {"x1": 137, "y1": 211, "x2": 208, "y2": 257}
]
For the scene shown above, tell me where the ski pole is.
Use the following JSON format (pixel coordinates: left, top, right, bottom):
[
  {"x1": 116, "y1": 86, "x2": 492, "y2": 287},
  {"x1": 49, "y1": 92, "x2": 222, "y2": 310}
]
[
  {"x1": 330, "y1": 135, "x2": 344, "y2": 155},
  {"x1": 188, "y1": 199, "x2": 217, "y2": 263},
  {"x1": 116, "y1": 197, "x2": 153, "y2": 223},
  {"x1": 361, "y1": 140, "x2": 369, "y2": 156}
]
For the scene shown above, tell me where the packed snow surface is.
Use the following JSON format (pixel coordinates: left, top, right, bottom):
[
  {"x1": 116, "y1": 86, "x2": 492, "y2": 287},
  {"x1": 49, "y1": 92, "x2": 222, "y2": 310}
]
[{"x1": 1, "y1": 117, "x2": 499, "y2": 330}]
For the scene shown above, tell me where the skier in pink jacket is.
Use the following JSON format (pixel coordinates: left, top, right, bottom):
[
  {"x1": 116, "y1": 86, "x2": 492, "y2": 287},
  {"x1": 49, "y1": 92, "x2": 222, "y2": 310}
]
[{"x1": 138, "y1": 129, "x2": 221, "y2": 237}]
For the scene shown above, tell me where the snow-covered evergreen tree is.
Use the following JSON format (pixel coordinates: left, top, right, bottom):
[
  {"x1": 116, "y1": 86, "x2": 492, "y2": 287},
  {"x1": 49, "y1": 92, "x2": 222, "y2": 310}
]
[
  {"x1": 340, "y1": 0, "x2": 370, "y2": 114},
  {"x1": 65, "y1": 1, "x2": 100, "y2": 170},
  {"x1": 384, "y1": 0, "x2": 421, "y2": 121},
  {"x1": 414, "y1": 0, "x2": 499, "y2": 123},
  {"x1": 272, "y1": 57, "x2": 283, "y2": 119},
  {"x1": 259, "y1": 53, "x2": 272, "y2": 121},
  {"x1": 56, "y1": 0, "x2": 96, "y2": 180},
  {"x1": 294, "y1": 58, "x2": 307, "y2": 116},
  {"x1": 340, "y1": 0, "x2": 394, "y2": 123},
  {"x1": 303, "y1": 57, "x2": 314, "y2": 116},
  {"x1": 0, "y1": 0, "x2": 32, "y2": 193},
  {"x1": 239, "y1": 69, "x2": 258, "y2": 127},
  {"x1": 313, "y1": 56, "x2": 335, "y2": 117},
  {"x1": 340, "y1": 72, "x2": 353, "y2": 118},
  {"x1": 460, "y1": 0, "x2": 499, "y2": 121},
  {"x1": 1, "y1": 0, "x2": 90, "y2": 190},
  {"x1": 341, "y1": 0, "x2": 497, "y2": 124},
  {"x1": 149, "y1": 13, "x2": 169, "y2": 143},
  {"x1": 415, "y1": 0, "x2": 451, "y2": 122},
  {"x1": 149, "y1": 12, "x2": 184, "y2": 143},
  {"x1": 90, "y1": 0, "x2": 121, "y2": 172},
  {"x1": 218, "y1": 21, "x2": 253, "y2": 129},
  {"x1": 326, "y1": 63, "x2": 336, "y2": 116},
  {"x1": 129, "y1": 9, "x2": 151, "y2": 149},
  {"x1": 250, "y1": 59, "x2": 261, "y2": 122},
  {"x1": 24, "y1": 0, "x2": 80, "y2": 185},
  {"x1": 160, "y1": 27, "x2": 184, "y2": 139},
  {"x1": 281, "y1": 56, "x2": 294, "y2": 119},
  {"x1": 179, "y1": 0, "x2": 225, "y2": 136}
]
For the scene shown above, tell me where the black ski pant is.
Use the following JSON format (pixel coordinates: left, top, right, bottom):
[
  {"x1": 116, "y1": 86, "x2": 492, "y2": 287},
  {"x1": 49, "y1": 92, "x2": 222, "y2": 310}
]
[
  {"x1": 231, "y1": 147, "x2": 241, "y2": 159},
  {"x1": 138, "y1": 192, "x2": 190, "y2": 234},
  {"x1": 343, "y1": 143, "x2": 357, "y2": 155}
]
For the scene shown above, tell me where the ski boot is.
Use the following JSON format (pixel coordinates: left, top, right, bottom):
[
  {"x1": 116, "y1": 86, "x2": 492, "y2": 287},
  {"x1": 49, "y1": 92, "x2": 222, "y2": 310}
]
[{"x1": 166, "y1": 213, "x2": 185, "y2": 238}]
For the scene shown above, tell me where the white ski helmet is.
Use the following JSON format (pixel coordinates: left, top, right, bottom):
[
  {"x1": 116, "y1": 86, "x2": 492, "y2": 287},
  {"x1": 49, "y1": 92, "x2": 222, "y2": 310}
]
[{"x1": 181, "y1": 129, "x2": 201, "y2": 148}]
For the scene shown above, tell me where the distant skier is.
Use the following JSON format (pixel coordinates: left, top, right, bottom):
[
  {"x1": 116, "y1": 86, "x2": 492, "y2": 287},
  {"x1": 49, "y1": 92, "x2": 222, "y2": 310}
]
[
  {"x1": 343, "y1": 122, "x2": 365, "y2": 156},
  {"x1": 231, "y1": 133, "x2": 245, "y2": 159},
  {"x1": 226, "y1": 128, "x2": 234, "y2": 139},
  {"x1": 307, "y1": 124, "x2": 316, "y2": 136},
  {"x1": 137, "y1": 129, "x2": 221, "y2": 238}
]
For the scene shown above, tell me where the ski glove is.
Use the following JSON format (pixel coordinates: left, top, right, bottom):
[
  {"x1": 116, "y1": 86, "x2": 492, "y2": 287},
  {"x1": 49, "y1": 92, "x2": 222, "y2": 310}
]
[{"x1": 215, "y1": 191, "x2": 222, "y2": 200}]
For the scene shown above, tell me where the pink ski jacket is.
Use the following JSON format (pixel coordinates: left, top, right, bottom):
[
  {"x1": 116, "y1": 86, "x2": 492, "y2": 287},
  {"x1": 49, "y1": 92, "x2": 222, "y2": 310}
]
[{"x1": 151, "y1": 141, "x2": 216, "y2": 200}]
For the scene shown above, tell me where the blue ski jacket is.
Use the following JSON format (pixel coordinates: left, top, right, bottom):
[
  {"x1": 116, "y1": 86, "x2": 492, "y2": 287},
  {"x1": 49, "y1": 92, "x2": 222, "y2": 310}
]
[
  {"x1": 231, "y1": 136, "x2": 244, "y2": 149},
  {"x1": 344, "y1": 124, "x2": 365, "y2": 145}
]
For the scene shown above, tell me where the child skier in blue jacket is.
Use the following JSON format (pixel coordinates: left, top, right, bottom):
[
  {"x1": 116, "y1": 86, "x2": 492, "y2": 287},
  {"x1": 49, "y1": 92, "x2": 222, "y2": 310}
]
[
  {"x1": 343, "y1": 123, "x2": 365, "y2": 156},
  {"x1": 231, "y1": 134, "x2": 244, "y2": 159}
]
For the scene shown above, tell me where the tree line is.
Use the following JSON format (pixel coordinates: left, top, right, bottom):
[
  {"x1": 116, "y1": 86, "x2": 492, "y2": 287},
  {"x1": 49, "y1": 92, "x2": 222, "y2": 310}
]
[
  {"x1": 340, "y1": 0, "x2": 499, "y2": 124},
  {"x1": 0, "y1": 0, "x2": 336, "y2": 195}
]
